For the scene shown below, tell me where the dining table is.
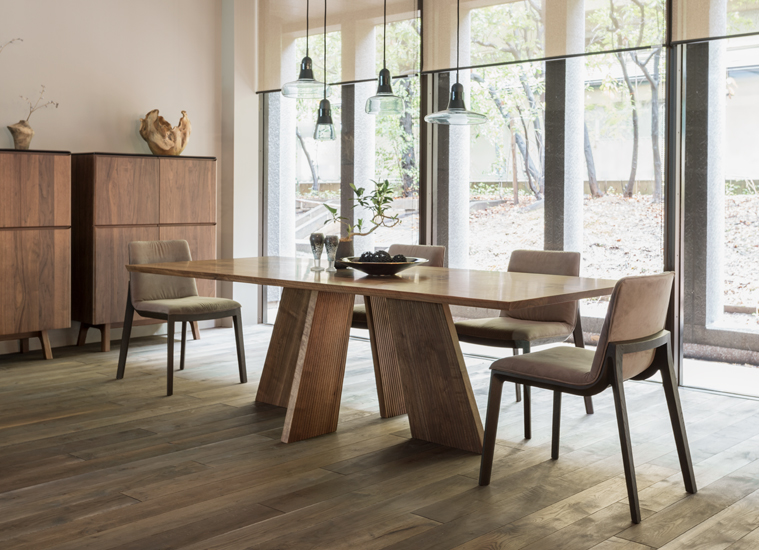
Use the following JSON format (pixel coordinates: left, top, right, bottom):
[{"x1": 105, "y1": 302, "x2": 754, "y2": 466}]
[{"x1": 126, "y1": 256, "x2": 617, "y2": 454}]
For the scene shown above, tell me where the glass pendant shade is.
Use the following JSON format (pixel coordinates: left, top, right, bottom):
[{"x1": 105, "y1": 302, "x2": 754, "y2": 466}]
[
  {"x1": 282, "y1": 56, "x2": 331, "y2": 99},
  {"x1": 424, "y1": 82, "x2": 487, "y2": 126},
  {"x1": 365, "y1": 68, "x2": 404, "y2": 116},
  {"x1": 314, "y1": 98, "x2": 336, "y2": 141}
]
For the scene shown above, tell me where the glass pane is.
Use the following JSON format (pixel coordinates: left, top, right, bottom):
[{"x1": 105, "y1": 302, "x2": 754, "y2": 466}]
[
  {"x1": 468, "y1": 62, "x2": 546, "y2": 272},
  {"x1": 371, "y1": 17, "x2": 421, "y2": 249},
  {"x1": 581, "y1": 48, "x2": 666, "y2": 318},
  {"x1": 681, "y1": 35, "x2": 759, "y2": 397}
]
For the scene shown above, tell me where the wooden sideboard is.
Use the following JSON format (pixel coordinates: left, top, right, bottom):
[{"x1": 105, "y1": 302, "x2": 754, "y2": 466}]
[
  {"x1": 0, "y1": 149, "x2": 72, "y2": 359},
  {"x1": 71, "y1": 153, "x2": 217, "y2": 351}
]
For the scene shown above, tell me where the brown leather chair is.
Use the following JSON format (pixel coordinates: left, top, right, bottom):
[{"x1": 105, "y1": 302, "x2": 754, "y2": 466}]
[
  {"x1": 478, "y1": 272, "x2": 696, "y2": 524},
  {"x1": 455, "y1": 250, "x2": 592, "y2": 438},
  {"x1": 116, "y1": 240, "x2": 247, "y2": 396},
  {"x1": 351, "y1": 244, "x2": 446, "y2": 330}
]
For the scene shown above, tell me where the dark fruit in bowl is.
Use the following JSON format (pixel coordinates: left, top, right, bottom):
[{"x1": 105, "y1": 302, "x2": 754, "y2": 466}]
[{"x1": 355, "y1": 250, "x2": 410, "y2": 263}]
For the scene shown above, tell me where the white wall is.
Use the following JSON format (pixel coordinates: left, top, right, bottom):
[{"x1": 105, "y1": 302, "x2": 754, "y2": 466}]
[{"x1": 0, "y1": 0, "x2": 232, "y2": 355}]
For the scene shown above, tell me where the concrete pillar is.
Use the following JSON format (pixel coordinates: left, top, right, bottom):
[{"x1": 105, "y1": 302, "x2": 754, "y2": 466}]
[
  {"x1": 543, "y1": 0, "x2": 584, "y2": 253},
  {"x1": 261, "y1": 36, "x2": 296, "y2": 305},
  {"x1": 341, "y1": 21, "x2": 376, "y2": 256},
  {"x1": 683, "y1": 1, "x2": 727, "y2": 334},
  {"x1": 434, "y1": 6, "x2": 470, "y2": 268},
  {"x1": 221, "y1": 0, "x2": 261, "y2": 323}
]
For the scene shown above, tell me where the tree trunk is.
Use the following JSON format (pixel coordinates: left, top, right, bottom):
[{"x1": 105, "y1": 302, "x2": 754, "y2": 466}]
[
  {"x1": 650, "y1": 51, "x2": 663, "y2": 203},
  {"x1": 511, "y1": 122, "x2": 519, "y2": 205},
  {"x1": 472, "y1": 73, "x2": 544, "y2": 198},
  {"x1": 617, "y1": 53, "x2": 639, "y2": 198},
  {"x1": 296, "y1": 127, "x2": 319, "y2": 192},
  {"x1": 398, "y1": 79, "x2": 417, "y2": 198},
  {"x1": 584, "y1": 123, "x2": 603, "y2": 198}
]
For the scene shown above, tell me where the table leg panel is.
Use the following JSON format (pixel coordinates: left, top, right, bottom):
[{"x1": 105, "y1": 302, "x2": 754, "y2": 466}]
[
  {"x1": 365, "y1": 296, "x2": 406, "y2": 418},
  {"x1": 256, "y1": 288, "x2": 316, "y2": 408},
  {"x1": 386, "y1": 299, "x2": 484, "y2": 454},
  {"x1": 282, "y1": 291, "x2": 354, "y2": 443}
]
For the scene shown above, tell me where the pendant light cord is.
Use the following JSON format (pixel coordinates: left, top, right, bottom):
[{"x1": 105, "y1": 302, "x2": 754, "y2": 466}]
[
  {"x1": 306, "y1": 0, "x2": 309, "y2": 57},
  {"x1": 323, "y1": 0, "x2": 327, "y2": 99},
  {"x1": 456, "y1": 0, "x2": 460, "y2": 84},
  {"x1": 383, "y1": 0, "x2": 387, "y2": 70}
]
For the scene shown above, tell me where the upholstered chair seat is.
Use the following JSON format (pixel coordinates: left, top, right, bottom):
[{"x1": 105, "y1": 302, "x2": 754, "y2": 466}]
[
  {"x1": 479, "y1": 272, "x2": 697, "y2": 525},
  {"x1": 455, "y1": 316, "x2": 574, "y2": 344},
  {"x1": 134, "y1": 296, "x2": 241, "y2": 316},
  {"x1": 116, "y1": 240, "x2": 247, "y2": 396}
]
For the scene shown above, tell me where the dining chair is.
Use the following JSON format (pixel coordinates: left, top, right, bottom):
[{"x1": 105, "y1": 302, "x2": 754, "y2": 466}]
[
  {"x1": 351, "y1": 244, "x2": 446, "y2": 330},
  {"x1": 478, "y1": 272, "x2": 696, "y2": 524},
  {"x1": 454, "y1": 250, "x2": 593, "y2": 439},
  {"x1": 116, "y1": 240, "x2": 247, "y2": 396}
]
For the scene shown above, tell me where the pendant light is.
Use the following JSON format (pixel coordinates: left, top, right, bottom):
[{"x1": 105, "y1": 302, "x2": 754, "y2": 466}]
[
  {"x1": 365, "y1": 0, "x2": 404, "y2": 116},
  {"x1": 282, "y1": 0, "x2": 331, "y2": 99},
  {"x1": 424, "y1": 0, "x2": 487, "y2": 125},
  {"x1": 314, "y1": 0, "x2": 336, "y2": 141}
]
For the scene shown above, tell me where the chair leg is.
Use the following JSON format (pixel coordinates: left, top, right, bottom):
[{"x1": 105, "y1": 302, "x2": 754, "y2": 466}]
[
  {"x1": 524, "y1": 385, "x2": 532, "y2": 439},
  {"x1": 551, "y1": 391, "x2": 562, "y2": 460},
  {"x1": 584, "y1": 395, "x2": 594, "y2": 414},
  {"x1": 611, "y1": 363, "x2": 641, "y2": 524},
  {"x1": 232, "y1": 310, "x2": 248, "y2": 384},
  {"x1": 180, "y1": 321, "x2": 187, "y2": 371},
  {"x1": 116, "y1": 292, "x2": 135, "y2": 380},
  {"x1": 479, "y1": 373, "x2": 505, "y2": 486},
  {"x1": 513, "y1": 348, "x2": 521, "y2": 402},
  {"x1": 167, "y1": 319, "x2": 175, "y2": 396},
  {"x1": 660, "y1": 345, "x2": 697, "y2": 495}
]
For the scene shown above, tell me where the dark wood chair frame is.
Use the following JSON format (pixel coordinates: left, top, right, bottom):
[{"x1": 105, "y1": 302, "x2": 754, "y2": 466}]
[
  {"x1": 478, "y1": 329, "x2": 697, "y2": 524},
  {"x1": 116, "y1": 287, "x2": 248, "y2": 396},
  {"x1": 458, "y1": 307, "x2": 594, "y2": 439}
]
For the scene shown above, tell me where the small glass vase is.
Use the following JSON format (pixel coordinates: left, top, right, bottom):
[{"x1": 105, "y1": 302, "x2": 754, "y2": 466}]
[
  {"x1": 324, "y1": 235, "x2": 339, "y2": 272},
  {"x1": 310, "y1": 233, "x2": 325, "y2": 272}
]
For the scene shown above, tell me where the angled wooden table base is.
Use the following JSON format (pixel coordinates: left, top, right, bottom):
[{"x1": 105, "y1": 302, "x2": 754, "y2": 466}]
[
  {"x1": 127, "y1": 257, "x2": 617, "y2": 453},
  {"x1": 256, "y1": 288, "x2": 354, "y2": 443}
]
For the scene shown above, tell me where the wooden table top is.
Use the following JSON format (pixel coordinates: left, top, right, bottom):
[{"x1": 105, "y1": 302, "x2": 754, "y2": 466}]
[{"x1": 126, "y1": 256, "x2": 617, "y2": 311}]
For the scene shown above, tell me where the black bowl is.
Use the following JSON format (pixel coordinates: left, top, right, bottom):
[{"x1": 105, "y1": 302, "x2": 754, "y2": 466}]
[{"x1": 340, "y1": 256, "x2": 428, "y2": 276}]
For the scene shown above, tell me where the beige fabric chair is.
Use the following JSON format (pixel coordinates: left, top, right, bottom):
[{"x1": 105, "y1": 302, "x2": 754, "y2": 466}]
[
  {"x1": 454, "y1": 250, "x2": 592, "y2": 438},
  {"x1": 351, "y1": 244, "x2": 446, "y2": 329},
  {"x1": 116, "y1": 240, "x2": 247, "y2": 396},
  {"x1": 478, "y1": 272, "x2": 697, "y2": 524}
]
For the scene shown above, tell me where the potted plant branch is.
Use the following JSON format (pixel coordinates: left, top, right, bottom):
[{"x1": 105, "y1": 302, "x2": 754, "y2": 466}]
[{"x1": 323, "y1": 179, "x2": 401, "y2": 267}]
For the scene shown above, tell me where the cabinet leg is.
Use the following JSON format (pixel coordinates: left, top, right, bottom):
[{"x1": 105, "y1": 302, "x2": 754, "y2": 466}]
[
  {"x1": 77, "y1": 324, "x2": 89, "y2": 346},
  {"x1": 39, "y1": 331, "x2": 53, "y2": 360},
  {"x1": 99, "y1": 324, "x2": 111, "y2": 352},
  {"x1": 19, "y1": 338, "x2": 30, "y2": 353},
  {"x1": 191, "y1": 321, "x2": 200, "y2": 340}
]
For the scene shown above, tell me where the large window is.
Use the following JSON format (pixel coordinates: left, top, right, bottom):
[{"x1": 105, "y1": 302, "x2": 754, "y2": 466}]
[{"x1": 258, "y1": 0, "x2": 759, "y2": 397}]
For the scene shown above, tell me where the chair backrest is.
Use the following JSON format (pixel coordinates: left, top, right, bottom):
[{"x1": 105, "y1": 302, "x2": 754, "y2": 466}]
[
  {"x1": 128, "y1": 240, "x2": 198, "y2": 305},
  {"x1": 589, "y1": 272, "x2": 674, "y2": 382},
  {"x1": 388, "y1": 244, "x2": 446, "y2": 268},
  {"x1": 502, "y1": 250, "x2": 581, "y2": 327}
]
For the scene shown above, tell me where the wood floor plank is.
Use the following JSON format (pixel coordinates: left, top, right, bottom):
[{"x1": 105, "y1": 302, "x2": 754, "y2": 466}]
[{"x1": 1, "y1": 325, "x2": 758, "y2": 550}]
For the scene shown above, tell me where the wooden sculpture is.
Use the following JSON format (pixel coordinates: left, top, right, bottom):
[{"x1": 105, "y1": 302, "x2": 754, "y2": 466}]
[{"x1": 139, "y1": 109, "x2": 191, "y2": 156}]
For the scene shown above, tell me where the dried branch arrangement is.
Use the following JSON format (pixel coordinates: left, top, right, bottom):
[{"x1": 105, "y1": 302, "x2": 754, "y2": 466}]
[
  {"x1": 0, "y1": 37, "x2": 22, "y2": 55},
  {"x1": 21, "y1": 85, "x2": 59, "y2": 122}
]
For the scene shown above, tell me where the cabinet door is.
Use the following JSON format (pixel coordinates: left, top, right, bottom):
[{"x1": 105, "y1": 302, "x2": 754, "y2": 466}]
[
  {"x1": 159, "y1": 225, "x2": 216, "y2": 297},
  {"x1": 0, "y1": 229, "x2": 70, "y2": 334},
  {"x1": 94, "y1": 156, "x2": 159, "y2": 226},
  {"x1": 94, "y1": 226, "x2": 160, "y2": 325},
  {"x1": 159, "y1": 158, "x2": 216, "y2": 224},
  {"x1": 0, "y1": 152, "x2": 70, "y2": 228}
]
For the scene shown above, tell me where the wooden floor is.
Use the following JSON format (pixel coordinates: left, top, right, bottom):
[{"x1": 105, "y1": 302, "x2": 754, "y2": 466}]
[{"x1": 1, "y1": 326, "x2": 759, "y2": 550}]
